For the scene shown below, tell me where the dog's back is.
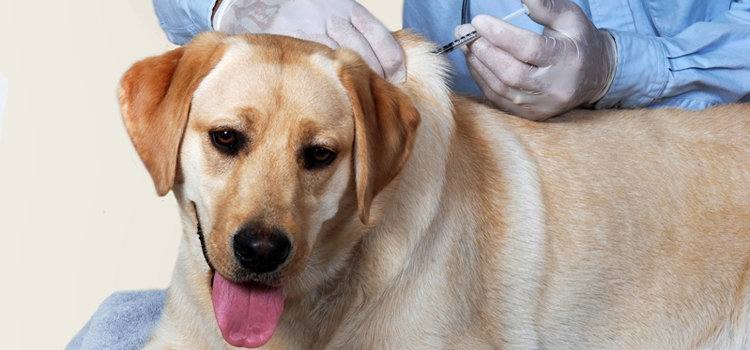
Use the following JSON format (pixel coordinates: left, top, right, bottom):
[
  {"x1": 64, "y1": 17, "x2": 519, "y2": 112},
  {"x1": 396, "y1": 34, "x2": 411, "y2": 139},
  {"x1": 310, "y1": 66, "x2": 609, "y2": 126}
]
[{"x1": 448, "y1": 96, "x2": 750, "y2": 348}]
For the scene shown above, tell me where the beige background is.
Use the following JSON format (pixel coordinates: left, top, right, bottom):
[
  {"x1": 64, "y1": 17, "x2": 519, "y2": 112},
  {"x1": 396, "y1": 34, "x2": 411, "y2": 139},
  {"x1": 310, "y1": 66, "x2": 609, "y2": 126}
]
[{"x1": 0, "y1": 1, "x2": 402, "y2": 349}]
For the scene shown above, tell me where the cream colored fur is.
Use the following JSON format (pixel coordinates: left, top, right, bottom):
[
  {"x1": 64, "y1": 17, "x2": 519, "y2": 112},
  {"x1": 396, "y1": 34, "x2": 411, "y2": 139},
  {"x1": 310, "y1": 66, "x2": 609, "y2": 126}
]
[{"x1": 119, "y1": 31, "x2": 750, "y2": 350}]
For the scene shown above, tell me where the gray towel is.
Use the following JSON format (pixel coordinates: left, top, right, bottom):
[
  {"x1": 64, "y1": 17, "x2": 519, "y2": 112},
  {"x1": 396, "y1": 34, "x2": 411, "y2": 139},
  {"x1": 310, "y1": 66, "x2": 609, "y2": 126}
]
[{"x1": 66, "y1": 290, "x2": 166, "y2": 350}]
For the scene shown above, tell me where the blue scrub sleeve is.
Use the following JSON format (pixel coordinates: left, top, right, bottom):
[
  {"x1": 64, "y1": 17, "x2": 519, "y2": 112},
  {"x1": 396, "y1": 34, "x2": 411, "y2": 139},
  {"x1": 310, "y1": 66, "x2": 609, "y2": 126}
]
[
  {"x1": 598, "y1": 2, "x2": 750, "y2": 109},
  {"x1": 152, "y1": 0, "x2": 216, "y2": 45}
]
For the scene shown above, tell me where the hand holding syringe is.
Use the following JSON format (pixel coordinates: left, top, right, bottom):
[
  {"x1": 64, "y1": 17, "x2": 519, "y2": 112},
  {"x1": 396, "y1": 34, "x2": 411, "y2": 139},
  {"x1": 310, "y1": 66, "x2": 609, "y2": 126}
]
[
  {"x1": 433, "y1": 5, "x2": 529, "y2": 55},
  {"x1": 445, "y1": 0, "x2": 618, "y2": 122}
]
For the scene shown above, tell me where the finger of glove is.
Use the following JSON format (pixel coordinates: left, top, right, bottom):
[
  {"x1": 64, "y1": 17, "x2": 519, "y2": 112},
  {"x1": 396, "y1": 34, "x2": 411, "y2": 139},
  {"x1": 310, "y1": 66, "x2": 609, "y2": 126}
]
[
  {"x1": 328, "y1": 15, "x2": 386, "y2": 77},
  {"x1": 477, "y1": 82, "x2": 553, "y2": 121},
  {"x1": 216, "y1": 0, "x2": 288, "y2": 32},
  {"x1": 470, "y1": 63, "x2": 546, "y2": 121},
  {"x1": 464, "y1": 47, "x2": 521, "y2": 105},
  {"x1": 499, "y1": 97, "x2": 554, "y2": 121},
  {"x1": 265, "y1": 10, "x2": 341, "y2": 49},
  {"x1": 469, "y1": 37, "x2": 547, "y2": 94},
  {"x1": 298, "y1": 31, "x2": 342, "y2": 49},
  {"x1": 471, "y1": 14, "x2": 559, "y2": 67},
  {"x1": 454, "y1": 22, "x2": 476, "y2": 42},
  {"x1": 467, "y1": 53, "x2": 556, "y2": 121},
  {"x1": 521, "y1": 0, "x2": 585, "y2": 32},
  {"x1": 350, "y1": 2, "x2": 405, "y2": 83},
  {"x1": 456, "y1": 23, "x2": 544, "y2": 93},
  {"x1": 466, "y1": 58, "x2": 517, "y2": 112},
  {"x1": 269, "y1": 1, "x2": 328, "y2": 35}
]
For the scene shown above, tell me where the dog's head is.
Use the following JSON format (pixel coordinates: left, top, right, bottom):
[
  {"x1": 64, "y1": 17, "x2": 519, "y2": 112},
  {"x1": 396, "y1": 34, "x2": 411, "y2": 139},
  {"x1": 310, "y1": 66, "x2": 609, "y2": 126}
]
[{"x1": 118, "y1": 32, "x2": 419, "y2": 348}]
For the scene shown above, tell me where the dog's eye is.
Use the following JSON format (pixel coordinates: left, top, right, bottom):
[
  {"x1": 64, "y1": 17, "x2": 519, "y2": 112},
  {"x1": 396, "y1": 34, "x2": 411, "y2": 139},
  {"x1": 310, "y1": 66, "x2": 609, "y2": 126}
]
[
  {"x1": 211, "y1": 130, "x2": 240, "y2": 154},
  {"x1": 304, "y1": 147, "x2": 337, "y2": 169}
]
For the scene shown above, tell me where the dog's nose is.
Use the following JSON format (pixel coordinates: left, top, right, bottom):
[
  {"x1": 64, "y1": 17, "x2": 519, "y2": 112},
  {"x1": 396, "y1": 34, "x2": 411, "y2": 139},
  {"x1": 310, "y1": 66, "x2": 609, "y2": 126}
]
[{"x1": 233, "y1": 224, "x2": 292, "y2": 274}]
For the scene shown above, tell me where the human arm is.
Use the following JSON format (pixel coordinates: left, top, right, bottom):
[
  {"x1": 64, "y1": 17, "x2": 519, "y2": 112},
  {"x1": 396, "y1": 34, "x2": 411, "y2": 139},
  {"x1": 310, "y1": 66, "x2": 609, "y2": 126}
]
[
  {"x1": 598, "y1": 1, "x2": 750, "y2": 110},
  {"x1": 152, "y1": 0, "x2": 216, "y2": 45}
]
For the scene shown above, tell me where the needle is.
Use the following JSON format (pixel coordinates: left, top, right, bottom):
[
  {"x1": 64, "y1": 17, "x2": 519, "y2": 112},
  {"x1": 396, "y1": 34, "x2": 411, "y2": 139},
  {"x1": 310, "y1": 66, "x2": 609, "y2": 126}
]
[{"x1": 433, "y1": 4, "x2": 529, "y2": 55}]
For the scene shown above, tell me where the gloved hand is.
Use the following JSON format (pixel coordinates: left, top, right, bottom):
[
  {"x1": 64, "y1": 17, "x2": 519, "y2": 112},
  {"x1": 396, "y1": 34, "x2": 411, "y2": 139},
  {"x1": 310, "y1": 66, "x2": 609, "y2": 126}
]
[
  {"x1": 456, "y1": 0, "x2": 617, "y2": 121},
  {"x1": 213, "y1": 0, "x2": 405, "y2": 83}
]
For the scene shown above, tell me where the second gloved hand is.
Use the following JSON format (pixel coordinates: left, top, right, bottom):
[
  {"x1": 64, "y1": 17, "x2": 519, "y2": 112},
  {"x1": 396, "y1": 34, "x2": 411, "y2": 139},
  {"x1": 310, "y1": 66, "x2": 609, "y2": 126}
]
[
  {"x1": 457, "y1": 0, "x2": 616, "y2": 121},
  {"x1": 214, "y1": 0, "x2": 405, "y2": 83}
]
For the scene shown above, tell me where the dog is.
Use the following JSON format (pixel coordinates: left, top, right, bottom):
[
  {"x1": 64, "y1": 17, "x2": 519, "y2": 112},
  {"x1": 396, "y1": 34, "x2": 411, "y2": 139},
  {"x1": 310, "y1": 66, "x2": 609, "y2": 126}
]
[{"x1": 118, "y1": 30, "x2": 750, "y2": 349}]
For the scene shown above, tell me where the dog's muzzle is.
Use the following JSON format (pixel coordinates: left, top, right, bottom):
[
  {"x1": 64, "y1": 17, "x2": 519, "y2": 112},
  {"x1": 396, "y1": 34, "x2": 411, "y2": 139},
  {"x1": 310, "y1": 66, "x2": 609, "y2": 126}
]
[{"x1": 191, "y1": 202, "x2": 292, "y2": 277}]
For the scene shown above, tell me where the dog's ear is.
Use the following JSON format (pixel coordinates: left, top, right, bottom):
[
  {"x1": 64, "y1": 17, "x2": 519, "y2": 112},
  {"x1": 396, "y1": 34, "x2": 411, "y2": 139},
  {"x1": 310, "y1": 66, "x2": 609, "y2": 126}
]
[
  {"x1": 336, "y1": 49, "x2": 421, "y2": 224},
  {"x1": 118, "y1": 32, "x2": 226, "y2": 196}
]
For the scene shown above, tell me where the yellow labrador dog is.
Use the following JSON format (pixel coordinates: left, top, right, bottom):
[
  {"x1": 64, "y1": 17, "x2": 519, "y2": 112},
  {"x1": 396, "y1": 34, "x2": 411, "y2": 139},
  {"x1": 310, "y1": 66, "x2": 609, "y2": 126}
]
[{"x1": 119, "y1": 31, "x2": 750, "y2": 349}]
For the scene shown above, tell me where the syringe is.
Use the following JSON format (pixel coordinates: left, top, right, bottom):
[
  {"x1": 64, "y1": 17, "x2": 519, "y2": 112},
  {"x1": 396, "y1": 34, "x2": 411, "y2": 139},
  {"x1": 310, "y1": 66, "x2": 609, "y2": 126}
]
[{"x1": 433, "y1": 4, "x2": 529, "y2": 55}]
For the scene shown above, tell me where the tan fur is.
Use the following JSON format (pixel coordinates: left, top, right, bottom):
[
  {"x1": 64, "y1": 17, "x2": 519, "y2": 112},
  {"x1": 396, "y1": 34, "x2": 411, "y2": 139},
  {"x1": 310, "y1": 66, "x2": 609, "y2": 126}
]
[
  {"x1": 118, "y1": 31, "x2": 750, "y2": 349},
  {"x1": 119, "y1": 32, "x2": 227, "y2": 196}
]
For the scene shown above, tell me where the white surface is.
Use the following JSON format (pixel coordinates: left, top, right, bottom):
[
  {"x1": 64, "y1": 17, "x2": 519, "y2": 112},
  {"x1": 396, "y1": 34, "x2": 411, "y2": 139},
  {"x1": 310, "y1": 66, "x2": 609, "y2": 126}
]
[
  {"x1": 0, "y1": 1, "x2": 401, "y2": 349},
  {"x1": 0, "y1": 73, "x2": 6, "y2": 144}
]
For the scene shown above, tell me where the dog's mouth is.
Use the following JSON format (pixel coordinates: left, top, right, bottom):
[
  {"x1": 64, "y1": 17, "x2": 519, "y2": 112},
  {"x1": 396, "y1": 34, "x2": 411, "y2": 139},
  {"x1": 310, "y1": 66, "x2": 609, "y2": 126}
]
[
  {"x1": 211, "y1": 273, "x2": 285, "y2": 349},
  {"x1": 193, "y1": 202, "x2": 285, "y2": 349}
]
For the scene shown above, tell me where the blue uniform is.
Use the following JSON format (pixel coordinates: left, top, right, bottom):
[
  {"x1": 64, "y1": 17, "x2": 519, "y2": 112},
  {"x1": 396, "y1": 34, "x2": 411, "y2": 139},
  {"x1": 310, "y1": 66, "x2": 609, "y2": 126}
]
[{"x1": 153, "y1": 0, "x2": 750, "y2": 109}]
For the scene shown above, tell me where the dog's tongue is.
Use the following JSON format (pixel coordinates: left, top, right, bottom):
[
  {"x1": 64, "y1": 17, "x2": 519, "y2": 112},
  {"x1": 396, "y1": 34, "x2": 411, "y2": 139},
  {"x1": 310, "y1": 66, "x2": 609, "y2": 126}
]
[{"x1": 212, "y1": 273, "x2": 284, "y2": 348}]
